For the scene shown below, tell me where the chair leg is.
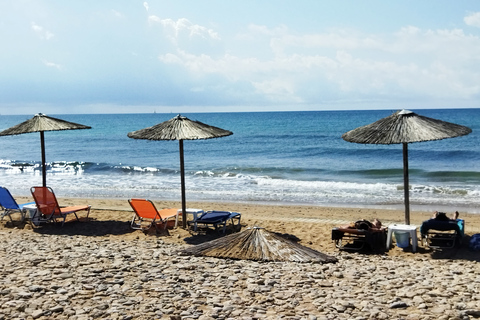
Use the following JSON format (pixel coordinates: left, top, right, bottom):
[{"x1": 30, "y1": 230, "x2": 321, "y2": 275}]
[
  {"x1": 335, "y1": 239, "x2": 342, "y2": 249},
  {"x1": 28, "y1": 210, "x2": 43, "y2": 227},
  {"x1": 0, "y1": 210, "x2": 14, "y2": 222},
  {"x1": 221, "y1": 221, "x2": 227, "y2": 234},
  {"x1": 131, "y1": 215, "x2": 138, "y2": 229},
  {"x1": 7, "y1": 210, "x2": 13, "y2": 223},
  {"x1": 230, "y1": 216, "x2": 241, "y2": 232},
  {"x1": 131, "y1": 215, "x2": 147, "y2": 230},
  {"x1": 86, "y1": 206, "x2": 91, "y2": 220}
]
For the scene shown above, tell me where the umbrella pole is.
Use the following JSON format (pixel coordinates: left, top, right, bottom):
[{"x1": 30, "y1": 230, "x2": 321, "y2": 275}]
[
  {"x1": 40, "y1": 131, "x2": 47, "y2": 188},
  {"x1": 403, "y1": 143, "x2": 410, "y2": 225},
  {"x1": 179, "y1": 140, "x2": 187, "y2": 228}
]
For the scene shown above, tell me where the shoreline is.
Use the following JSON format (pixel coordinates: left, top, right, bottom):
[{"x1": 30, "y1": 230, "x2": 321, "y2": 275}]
[{"x1": 13, "y1": 193, "x2": 480, "y2": 214}]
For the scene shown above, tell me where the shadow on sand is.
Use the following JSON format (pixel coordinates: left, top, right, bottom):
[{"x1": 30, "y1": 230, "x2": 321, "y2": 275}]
[
  {"x1": 0, "y1": 217, "x2": 138, "y2": 237},
  {"x1": 183, "y1": 222, "x2": 248, "y2": 245},
  {"x1": 29, "y1": 218, "x2": 137, "y2": 237},
  {"x1": 380, "y1": 235, "x2": 480, "y2": 262},
  {"x1": 3, "y1": 216, "x2": 175, "y2": 238},
  {"x1": 427, "y1": 235, "x2": 480, "y2": 262}
]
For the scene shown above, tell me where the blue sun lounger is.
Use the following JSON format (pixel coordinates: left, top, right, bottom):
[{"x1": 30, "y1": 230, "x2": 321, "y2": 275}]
[
  {"x1": 192, "y1": 210, "x2": 241, "y2": 234},
  {"x1": 0, "y1": 187, "x2": 35, "y2": 222}
]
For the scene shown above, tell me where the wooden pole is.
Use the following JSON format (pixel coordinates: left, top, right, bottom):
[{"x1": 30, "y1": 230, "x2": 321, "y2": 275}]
[
  {"x1": 402, "y1": 142, "x2": 410, "y2": 225},
  {"x1": 40, "y1": 131, "x2": 47, "y2": 188},
  {"x1": 179, "y1": 140, "x2": 187, "y2": 228}
]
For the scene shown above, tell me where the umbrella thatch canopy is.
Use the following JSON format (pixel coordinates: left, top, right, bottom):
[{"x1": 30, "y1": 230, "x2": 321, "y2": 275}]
[
  {"x1": 127, "y1": 114, "x2": 233, "y2": 228},
  {"x1": 0, "y1": 113, "x2": 91, "y2": 187},
  {"x1": 179, "y1": 227, "x2": 338, "y2": 263},
  {"x1": 342, "y1": 110, "x2": 472, "y2": 224}
]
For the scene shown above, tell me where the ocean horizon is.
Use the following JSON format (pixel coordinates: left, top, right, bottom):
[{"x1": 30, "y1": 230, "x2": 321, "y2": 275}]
[{"x1": 0, "y1": 109, "x2": 479, "y2": 214}]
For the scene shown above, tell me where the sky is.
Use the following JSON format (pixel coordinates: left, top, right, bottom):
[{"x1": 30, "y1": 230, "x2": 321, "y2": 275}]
[{"x1": 1, "y1": 1, "x2": 480, "y2": 115}]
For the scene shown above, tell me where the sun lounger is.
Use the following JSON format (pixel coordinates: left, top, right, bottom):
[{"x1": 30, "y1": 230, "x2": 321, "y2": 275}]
[
  {"x1": 128, "y1": 199, "x2": 179, "y2": 232},
  {"x1": 332, "y1": 226, "x2": 387, "y2": 253},
  {"x1": 420, "y1": 219, "x2": 464, "y2": 249},
  {"x1": 30, "y1": 186, "x2": 91, "y2": 226},
  {"x1": 192, "y1": 210, "x2": 241, "y2": 234},
  {"x1": 0, "y1": 187, "x2": 35, "y2": 222}
]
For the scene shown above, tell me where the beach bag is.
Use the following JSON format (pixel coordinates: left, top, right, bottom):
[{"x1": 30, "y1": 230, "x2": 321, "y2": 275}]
[{"x1": 469, "y1": 234, "x2": 480, "y2": 251}]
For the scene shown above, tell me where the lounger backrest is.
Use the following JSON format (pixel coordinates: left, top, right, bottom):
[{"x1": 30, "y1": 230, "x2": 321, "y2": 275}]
[
  {"x1": 0, "y1": 187, "x2": 19, "y2": 210},
  {"x1": 128, "y1": 199, "x2": 160, "y2": 220},
  {"x1": 31, "y1": 187, "x2": 61, "y2": 216},
  {"x1": 421, "y1": 219, "x2": 461, "y2": 233}
]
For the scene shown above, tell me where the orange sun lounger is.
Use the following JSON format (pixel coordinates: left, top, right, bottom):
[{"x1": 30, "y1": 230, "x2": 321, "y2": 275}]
[
  {"x1": 30, "y1": 186, "x2": 91, "y2": 226},
  {"x1": 128, "y1": 199, "x2": 179, "y2": 231}
]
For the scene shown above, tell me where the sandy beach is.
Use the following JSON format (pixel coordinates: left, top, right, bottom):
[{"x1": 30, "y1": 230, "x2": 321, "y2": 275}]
[
  {"x1": 1, "y1": 197, "x2": 480, "y2": 319},
  {"x1": 9, "y1": 196, "x2": 480, "y2": 258}
]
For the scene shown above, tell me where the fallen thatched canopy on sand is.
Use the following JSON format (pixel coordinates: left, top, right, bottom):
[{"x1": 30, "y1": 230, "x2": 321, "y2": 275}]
[{"x1": 179, "y1": 227, "x2": 338, "y2": 263}]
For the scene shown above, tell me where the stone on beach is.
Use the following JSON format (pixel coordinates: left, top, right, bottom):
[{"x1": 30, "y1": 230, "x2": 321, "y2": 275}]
[{"x1": 0, "y1": 229, "x2": 479, "y2": 319}]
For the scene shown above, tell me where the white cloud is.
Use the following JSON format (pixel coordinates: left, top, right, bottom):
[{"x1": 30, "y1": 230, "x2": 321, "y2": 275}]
[
  {"x1": 148, "y1": 15, "x2": 161, "y2": 24},
  {"x1": 4, "y1": 2, "x2": 480, "y2": 111},
  {"x1": 157, "y1": 22, "x2": 480, "y2": 105},
  {"x1": 252, "y1": 78, "x2": 303, "y2": 103},
  {"x1": 149, "y1": 16, "x2": 220, "y2": 41},
  {"x1": 464, "y1": 11, "x2": 480, "y2": 28},
  {"x1": 42, "y1": 60, "x2": 62, "y2": 70},
  {"x1": 31, "y1": 22, "x2": 54, "y2": 40},
  {"x1": 159, "y1": 53, "x2": 184, "y2": 64},
  {"x1": 111, "y1": 9, "x2": 123, "y2": 19},
  {"x1": 247, "y1": 24, "x2": 289, "y2": 37}
]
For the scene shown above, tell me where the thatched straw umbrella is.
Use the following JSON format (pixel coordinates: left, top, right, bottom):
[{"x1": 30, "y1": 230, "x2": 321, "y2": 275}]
[
  {"x1": 127, "y1": 114, "x2": 233, "y2": 228},
  {"x1": 342, "y1": 109, "x2": 472, "y2": 225},
  {"x1": 179, "y1": 227, "x2": 338, "y2": 263},
  {"x1": 0, "y1": 113, "x2": 91, "y2": 187}
]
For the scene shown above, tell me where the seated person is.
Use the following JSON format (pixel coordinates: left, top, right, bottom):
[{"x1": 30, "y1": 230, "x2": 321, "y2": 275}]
[
  {"x1": 421, "y1": 210, "x2": 464, "y2": 239},
  {"x1": 333, "y1": 218, "x2": 386, "y2": 252},
  {"x1": 431, "y1": 211, "x2": 459, "y2": 221},
  {"x1": 372, "y1": 218, "x2": 382, "y2": 229},
  {"x1": 340, "y1": 218, "x2": 384, "y2": 231}
]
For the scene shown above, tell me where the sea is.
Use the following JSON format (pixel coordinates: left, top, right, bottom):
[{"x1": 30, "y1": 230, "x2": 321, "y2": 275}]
[{"x1": 0, "y1": 109, "x2": 479, "y2": 213}]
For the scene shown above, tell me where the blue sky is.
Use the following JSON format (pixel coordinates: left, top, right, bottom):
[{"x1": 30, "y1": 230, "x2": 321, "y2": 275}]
[{"x1": 1, "y1": 1, "x2": 480, "y2": 115}]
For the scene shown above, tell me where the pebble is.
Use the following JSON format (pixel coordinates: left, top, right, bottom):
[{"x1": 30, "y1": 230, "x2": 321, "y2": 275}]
[{"x1": 0, "y1": 231, "x2": 479, "y2": 319}]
